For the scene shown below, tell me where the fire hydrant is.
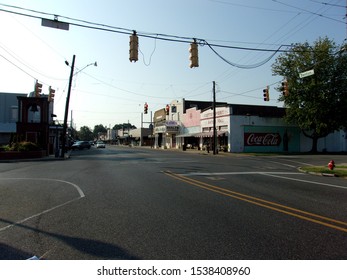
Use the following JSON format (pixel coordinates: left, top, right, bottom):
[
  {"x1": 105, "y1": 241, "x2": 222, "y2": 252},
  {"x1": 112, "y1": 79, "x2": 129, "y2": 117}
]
[{"x1": 328, "y1": 160, "x2": 335, "y2": 170}]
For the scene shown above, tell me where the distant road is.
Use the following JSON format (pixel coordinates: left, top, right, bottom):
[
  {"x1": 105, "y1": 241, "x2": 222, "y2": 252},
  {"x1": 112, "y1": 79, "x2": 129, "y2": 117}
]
[{"x1": 0, "y1": 146, "x2": 346, "y2": 259}]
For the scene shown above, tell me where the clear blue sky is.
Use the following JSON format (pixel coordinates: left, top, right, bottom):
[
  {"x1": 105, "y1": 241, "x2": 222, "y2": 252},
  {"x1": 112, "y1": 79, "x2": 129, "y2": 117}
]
[{"x1": 0, "y1": 0, "x2": 345, "y2": 129}]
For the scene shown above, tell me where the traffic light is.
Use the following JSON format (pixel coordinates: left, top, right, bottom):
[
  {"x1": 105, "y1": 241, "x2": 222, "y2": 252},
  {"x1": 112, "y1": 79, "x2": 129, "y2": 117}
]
[
  {"x1": 189, "y1": 40, "x2": 199, "y2": 68},
  {"x1": 165, "y1": 104, "x2": 170, "y2": 115},
  {"x1": 129, "y1": 31, "x2": 138, "y2": 62},
  {"x1": 144, "y1": 102, "x2": 148, "y2": 114},
  {"x1": 48, "y1": 86, "x2": 55, "y2": 102},
  {"x1": 281, "y1": 80, "x2": 289, "y2": 96},
  {"x1": 35, "y1": 80, "x2": 42, "y2": 97},
  {"x1": 263, "y1": 86, "x2": 269, "y2": 101}
]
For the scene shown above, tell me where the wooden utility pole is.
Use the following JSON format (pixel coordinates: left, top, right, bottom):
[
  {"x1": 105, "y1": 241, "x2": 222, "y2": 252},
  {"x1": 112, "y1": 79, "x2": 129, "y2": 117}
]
[
  {"x1": 61, "y1": 54, "x2": 76, "y2": 158},
  {"x1": 213, "y1": 81, "x2": 217, "y2": 155}
]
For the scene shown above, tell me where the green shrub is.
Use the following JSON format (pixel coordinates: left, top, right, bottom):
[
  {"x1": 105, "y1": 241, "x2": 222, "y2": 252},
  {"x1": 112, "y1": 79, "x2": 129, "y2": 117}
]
[{"x1": 4, "y1": 141, "x2": 40, "y2": 152}]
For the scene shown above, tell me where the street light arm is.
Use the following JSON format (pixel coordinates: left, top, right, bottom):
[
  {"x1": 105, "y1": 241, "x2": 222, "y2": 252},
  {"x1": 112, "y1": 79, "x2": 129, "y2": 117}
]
[{"x1": 73, "y1": 61, "x2": 97, "y2": 76}]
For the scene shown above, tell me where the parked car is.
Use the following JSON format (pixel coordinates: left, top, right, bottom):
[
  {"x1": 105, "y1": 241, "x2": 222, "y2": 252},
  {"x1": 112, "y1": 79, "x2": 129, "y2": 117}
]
[
  {"x1": 96, "y1": 141, "x2": 106, "y2": 148},
  {"x1": 71, "y1": 141, "x2": 91, "y2": 150}
]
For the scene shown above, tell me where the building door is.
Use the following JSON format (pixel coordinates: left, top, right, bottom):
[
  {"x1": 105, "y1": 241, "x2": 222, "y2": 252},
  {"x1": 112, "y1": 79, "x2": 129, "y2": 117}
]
[
  {"x1": 172, "y1": 134, "x2": 176, "y2": 148},
  {"x1": 158, "y1": 133, "x2": 162, "y2": 148}
]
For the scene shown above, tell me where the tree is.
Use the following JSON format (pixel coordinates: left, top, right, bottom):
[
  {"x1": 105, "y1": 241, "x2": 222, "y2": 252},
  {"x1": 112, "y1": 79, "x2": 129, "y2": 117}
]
[
  {"x1": 112, "y1": 123, "x2": 136, "y2": 130},
  {"x1": 78, "y1": 126, "x2": 94, "y2": 141},
  {"x1": 93, "y1": 124, "x2": 107, "y2": 139},
  {"x1": 272, "y1": 37, "x2": 347, "y2": 152}
]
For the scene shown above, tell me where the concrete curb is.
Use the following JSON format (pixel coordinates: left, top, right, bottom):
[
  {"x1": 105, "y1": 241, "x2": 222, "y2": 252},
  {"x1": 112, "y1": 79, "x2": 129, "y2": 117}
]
[{"x1": 298, "y1": 167, "x2": 338, "y2": 177}]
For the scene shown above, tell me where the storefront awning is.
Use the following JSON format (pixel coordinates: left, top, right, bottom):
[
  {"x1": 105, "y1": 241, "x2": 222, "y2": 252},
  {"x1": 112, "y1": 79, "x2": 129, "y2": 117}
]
[
  {"x1": 194, "y1": 131, "x2": 226, "y2": 137},
  {"x1": 176, "y1": 133, "x2": 197, "y2": 138},
  {"x1": 177, "y1": 131, "x2": 227, "y2": 138}
]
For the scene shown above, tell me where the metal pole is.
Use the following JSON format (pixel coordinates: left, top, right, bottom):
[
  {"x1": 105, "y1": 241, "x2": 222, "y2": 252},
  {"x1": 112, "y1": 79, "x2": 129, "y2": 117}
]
[
  {"x1": 141, "y1": 112, "x2": 143, "y2": 146},
  {"x1": 60, "y1": 54, "x2": 76, "y2": 158},
  {"x1": 213, "y1": 81, "x2": 217, "y2": 155}
]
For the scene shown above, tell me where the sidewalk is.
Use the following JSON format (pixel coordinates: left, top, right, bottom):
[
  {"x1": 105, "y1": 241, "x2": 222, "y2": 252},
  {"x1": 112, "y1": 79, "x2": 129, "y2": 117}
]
[
  {"x1": 0, "y1": 150, "x2": 71, "y2": 162},
  {"x1": 134, "y1": 145, "x2": 248, "y2": 157}
]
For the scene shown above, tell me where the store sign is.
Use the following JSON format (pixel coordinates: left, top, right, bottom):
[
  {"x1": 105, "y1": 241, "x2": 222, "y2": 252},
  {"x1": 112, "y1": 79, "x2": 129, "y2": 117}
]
[{"x1": 244, "y1": 133, "x2": 281, "y2": 146}]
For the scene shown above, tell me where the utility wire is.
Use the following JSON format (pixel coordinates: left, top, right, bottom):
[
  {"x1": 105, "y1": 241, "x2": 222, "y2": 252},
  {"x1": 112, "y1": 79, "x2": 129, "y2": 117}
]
[
  {"x1": 0, "y1": 52, "x2": 36, "y2": 80},
  {"x1": 309, "y1": 0, "x2": 347, "y2": 8},
  {"x1": 205, "y1": 41, "x2": 285, "y2": 69},
  {"x1": 272, "y1": 0, "x2": 346, "y2": 24},
  {"x1": 0, "y1": 4, "x2": 292, "y2": 53},
  {"x1": 0, "y1": 4, "x2": 294, "y2": 70}
]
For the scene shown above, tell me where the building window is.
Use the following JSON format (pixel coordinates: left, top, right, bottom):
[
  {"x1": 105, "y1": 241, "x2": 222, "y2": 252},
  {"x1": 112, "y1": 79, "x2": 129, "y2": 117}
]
[
  {"x1": 10, "y1": 106, "x2": 18, "y2": 123},
  {"x1": 28, "y1": 105, "x2": 41, "y2": 123}
]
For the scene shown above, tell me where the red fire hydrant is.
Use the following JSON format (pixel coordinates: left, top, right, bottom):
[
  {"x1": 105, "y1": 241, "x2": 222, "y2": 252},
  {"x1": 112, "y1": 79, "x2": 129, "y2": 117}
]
[{"x1": 328, "y1": 160, "x2": 335, "y2": 170}]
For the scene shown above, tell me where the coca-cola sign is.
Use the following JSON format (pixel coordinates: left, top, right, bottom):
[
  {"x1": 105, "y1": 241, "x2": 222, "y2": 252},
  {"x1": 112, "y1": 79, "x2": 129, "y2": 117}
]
[{"x1": 244, "y1": 133, "x2": 282, "y2": 146}]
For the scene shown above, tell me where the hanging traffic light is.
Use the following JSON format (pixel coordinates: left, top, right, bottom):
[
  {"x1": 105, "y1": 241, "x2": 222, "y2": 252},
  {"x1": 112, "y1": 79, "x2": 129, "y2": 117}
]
[
  {"x1": 35, "y1": 80, "x2": 42, "y2": 97},
  {"x1": 48, "y1": 86, "x2": 55, "y2": 102},
  {"x1": 263, "y1": 86, "x2": 269, "y2": 101},
  {"x1": 189, "y1": 40, "x2": 199, "y2": 68},
  {"x1": 165, "y1": 104, "x2": 170, "y2": 115},
  {"x1": 144, "y1": 102, "x2": 148, "y2": 114},
  {"x1": 281, "y1": 80, "x2": 289, "y2": 96},
  {"x1": 129, "y1": 31, "x2": 138, "y2": 62}
]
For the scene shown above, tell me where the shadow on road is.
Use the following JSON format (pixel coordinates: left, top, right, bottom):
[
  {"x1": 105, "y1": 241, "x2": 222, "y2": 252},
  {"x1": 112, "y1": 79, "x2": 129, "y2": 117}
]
[
  {"x1": 0, "y1": 218, "x2": 140, "y2": 260},
  {"x1": 0, "y1": 242, "x2": 31, "y2": 260}
]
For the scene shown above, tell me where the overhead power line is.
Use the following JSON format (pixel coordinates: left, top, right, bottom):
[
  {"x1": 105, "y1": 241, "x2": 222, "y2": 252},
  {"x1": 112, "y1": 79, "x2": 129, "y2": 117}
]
[
  {"x1": 0, "y1": 4, "x2": 289, "y2": 51},
  {"x1": 0, "y1": 52, "x2": 36, "y2": 80},
  {"x1": 0, "y1": 2, "x2": 293, "y2": 70},
  {"x1": 272, "y1": 0, "x2": 346, "y2": 24},
  {"x1": 309, "y1": 0, "x2": 347, "y2": 8}
]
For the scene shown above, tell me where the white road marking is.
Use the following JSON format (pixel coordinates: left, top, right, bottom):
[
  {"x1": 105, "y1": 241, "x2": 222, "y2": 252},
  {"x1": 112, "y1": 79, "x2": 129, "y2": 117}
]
[
  {"x1": 0, "y1": 178, "x2": 85, "y2": 232},
  {"x1": 278, "y1": 159, "x2": 314, "y2": 166},
  {"x1": 183, "y1": 171, "x2": 304, "y2": 176},
  {"x1": 181, "y1": 171, "x2": 347, "y2": 190},
  {"x1": 0, "y1": 197, "x2": 83, "y2": 232},
  {"x1": 261, "y1": 173, "x2": 347, "y2": 190},
  {"x1": 267, "y1": 160, "x2": 297, "y2": 168}
]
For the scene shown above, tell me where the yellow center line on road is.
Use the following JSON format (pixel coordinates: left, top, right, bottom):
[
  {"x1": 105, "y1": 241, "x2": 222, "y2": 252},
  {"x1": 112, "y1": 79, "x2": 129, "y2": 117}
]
[{"x1": 164, "y1": 170, "x2": 347, "y2": 233}]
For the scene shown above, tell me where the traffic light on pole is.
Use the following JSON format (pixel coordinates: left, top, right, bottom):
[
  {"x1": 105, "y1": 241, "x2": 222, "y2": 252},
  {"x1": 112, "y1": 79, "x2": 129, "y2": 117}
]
[
  {"x1": 144, "y1": 102, "x2": 148, "y2": 114},
  {"x1": 48, "y1": 86, "x2": 55, "y2": 102},
  {"x1": 281, "y1": 80, "x2": 288, "y2": 96},
  {"x1": 189, "y1": 40, "x2": 199, "y2": 68},
  {"x1": 35, "y1": 80, "x2": 42, "y2": 97},
  {"x1": 129, "y1": 31, "x2": 138, "y2": 62},
  {"x1": 165, "y1": 104, "x2": 170, "y2": 115},
  {"x1": 263, "y1": 86, "x2": 269, "y2": 101}
]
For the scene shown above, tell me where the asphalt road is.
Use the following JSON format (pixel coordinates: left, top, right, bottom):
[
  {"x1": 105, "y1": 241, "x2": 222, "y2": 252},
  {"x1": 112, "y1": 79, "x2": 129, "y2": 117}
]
[{"x1": 0, "y1": 146, "x2": 346, "y2": 259}]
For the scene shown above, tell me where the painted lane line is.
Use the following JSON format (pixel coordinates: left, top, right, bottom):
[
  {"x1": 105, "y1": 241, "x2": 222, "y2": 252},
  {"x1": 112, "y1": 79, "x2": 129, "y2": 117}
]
[
  {"x1": 181, "y1": 171, "x2": 347, "y2": 190},
  {"x1": 0, "y1": 178, "x2": 85, "y2": 198},
  {"x1": 280, "y1": 159, "x2": 314, "y2": 166},
  {"x1": 261, "y1": 173, "x2": 347, "y2": 190},
  {"x1": 267, "y1": 160, "x2": 297, "y2": 168},
  {"x1": 0, "y1": 197, "x2": 83, "y2": 232},
  {"x1": 0, "y1": 178, "x2": 85, "y2": 232},
  {"x1": 182, "y1": 171, "x2": 305, "y2": 176},
  {"x1": 164, "y1": 171, "x2": 347, "y2": 233}
]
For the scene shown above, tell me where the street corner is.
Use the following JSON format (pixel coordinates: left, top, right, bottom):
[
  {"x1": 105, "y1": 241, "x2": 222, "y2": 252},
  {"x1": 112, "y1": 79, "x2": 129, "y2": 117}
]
[
  {"x1": 298, "y1": 165, "x2": 347, "y2": 178},
  {"x1": 0, "y1": 178, "x2": 84, "y2": 233}
]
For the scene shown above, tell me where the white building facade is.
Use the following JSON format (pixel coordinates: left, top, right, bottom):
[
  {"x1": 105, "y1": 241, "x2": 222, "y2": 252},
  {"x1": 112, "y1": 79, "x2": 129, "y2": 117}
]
[{"x1": 153, "y1": 99, "x2": 347, "y2": 153}]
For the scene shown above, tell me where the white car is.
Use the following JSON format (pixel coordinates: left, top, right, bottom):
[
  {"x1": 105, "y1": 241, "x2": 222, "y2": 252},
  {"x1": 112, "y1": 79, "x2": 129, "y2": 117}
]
[{"x1": 96, "y1": 141, "x2": 106, "y2": 148}]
